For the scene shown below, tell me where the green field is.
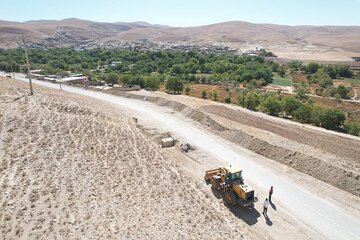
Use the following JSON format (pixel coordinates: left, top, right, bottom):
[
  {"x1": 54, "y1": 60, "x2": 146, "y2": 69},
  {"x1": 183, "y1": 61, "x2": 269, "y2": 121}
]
[
  {"x1": 342, "y1": 78, "x2": 360, "y2": 87},
  {"x1": 272, "y1": 75, "x2": 293, "y2": 86}
]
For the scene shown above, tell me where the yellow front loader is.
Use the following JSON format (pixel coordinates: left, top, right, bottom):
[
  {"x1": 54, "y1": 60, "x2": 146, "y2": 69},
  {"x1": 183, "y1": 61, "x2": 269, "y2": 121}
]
[{"x1": 204, "y1": 165, "x2": 257, "y2": 207}]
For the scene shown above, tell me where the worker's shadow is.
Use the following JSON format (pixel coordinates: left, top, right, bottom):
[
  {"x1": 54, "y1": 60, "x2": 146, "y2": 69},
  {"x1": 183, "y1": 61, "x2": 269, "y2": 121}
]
[
  {"x1": 270, "y1": 201, "x2": 277, "y2": 211},
  {"x1": 264, "y1": 214, "x2": 273, "y2": 226}
]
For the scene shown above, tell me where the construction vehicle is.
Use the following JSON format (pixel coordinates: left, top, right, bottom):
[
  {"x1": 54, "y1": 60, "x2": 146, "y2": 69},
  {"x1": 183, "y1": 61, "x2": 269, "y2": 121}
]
[{"x1": 204, "y1": 165, "x2": 257, "y2": 207}]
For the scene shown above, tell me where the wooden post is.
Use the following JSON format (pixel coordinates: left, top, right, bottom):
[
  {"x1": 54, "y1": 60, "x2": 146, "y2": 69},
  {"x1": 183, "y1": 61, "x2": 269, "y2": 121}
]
[{"x1": 23, "y1": 37, "x2": 33, "y2": 95}]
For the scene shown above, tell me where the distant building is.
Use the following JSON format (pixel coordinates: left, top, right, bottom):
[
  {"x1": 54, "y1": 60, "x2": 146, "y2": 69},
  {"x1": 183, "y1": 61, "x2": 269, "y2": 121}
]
[
  {"x1": 111, "y1": 61, "x2": 122, "y2": 67},
  {"x1": 30, "y1": 73, "x2": 45, "y2": 80},
  {"x1": 60, "y1": 75, "x2": 88, "y2": 84}
]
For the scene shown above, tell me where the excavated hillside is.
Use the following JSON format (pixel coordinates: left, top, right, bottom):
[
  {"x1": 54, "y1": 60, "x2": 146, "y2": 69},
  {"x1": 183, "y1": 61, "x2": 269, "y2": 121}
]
[{"x1": 0, "y1": 78, "x2": 255, "y2": 239}]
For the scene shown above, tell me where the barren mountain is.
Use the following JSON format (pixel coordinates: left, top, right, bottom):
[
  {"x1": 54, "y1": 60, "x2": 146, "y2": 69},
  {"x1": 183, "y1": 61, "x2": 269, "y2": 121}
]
[{"x1": 0, "y1": 18, "x2": 359, "y2": 61}]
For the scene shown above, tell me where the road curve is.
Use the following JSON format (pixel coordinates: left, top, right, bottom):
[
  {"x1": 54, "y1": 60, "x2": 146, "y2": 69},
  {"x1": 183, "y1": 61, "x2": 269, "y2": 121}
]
[{"x1": 16, "y1": 78, "x2": 360, "y2": 240}]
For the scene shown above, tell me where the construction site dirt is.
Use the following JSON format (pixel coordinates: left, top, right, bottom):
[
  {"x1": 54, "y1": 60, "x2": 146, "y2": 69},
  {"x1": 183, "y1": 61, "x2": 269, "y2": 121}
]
[{"x1": 3, "y1": 77, "x2": 360, "y2": 240}]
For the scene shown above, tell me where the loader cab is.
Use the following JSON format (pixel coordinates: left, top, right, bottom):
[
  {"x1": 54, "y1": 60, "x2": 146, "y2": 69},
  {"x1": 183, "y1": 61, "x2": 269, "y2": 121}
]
[{"x1": 224, "y1": 166, "x2": 243, "y2": 182}]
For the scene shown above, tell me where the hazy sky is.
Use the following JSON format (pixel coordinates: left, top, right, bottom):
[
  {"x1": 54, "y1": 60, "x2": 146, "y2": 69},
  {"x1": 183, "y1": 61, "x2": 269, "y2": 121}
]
[{"x1": 1, "y1": 0, "x2": 360, "y2": 26}]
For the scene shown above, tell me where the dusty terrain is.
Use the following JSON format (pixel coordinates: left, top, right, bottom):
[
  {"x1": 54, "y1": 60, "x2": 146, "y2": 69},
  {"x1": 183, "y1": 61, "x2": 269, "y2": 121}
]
[
  {"x1": 0, "y1": 78, "x2": 360, "y2": 240},
  {"x1": 1, "y1": 19, "x2": 360, "y2": 60},
  {"x1": 122, "y1": 90, "x2": 360, "y2": 197},
  {"x1": 0, "y1": 78, "x2": 256, "y2": 239}
]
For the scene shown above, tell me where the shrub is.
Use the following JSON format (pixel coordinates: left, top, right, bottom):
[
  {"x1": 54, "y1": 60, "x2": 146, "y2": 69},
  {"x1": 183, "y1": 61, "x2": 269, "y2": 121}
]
[
  {"x1": 336, "y1": 85, "x2": 352, "y2": 99},
  {"x1": 201, "y1": 89, "x2": 207, "y2": 99},
  {"x1": 345, "y1": 123, "x2": 360, "y2": 136},
  {"x1": 224, "y1": 94, "x2": 231, "y2": 104},
  {"x1": 295, "y1": 86, "x2": 308, "y2": 100},
  {"x1": 212, "y1": 92, "x2": 218, "y2": 101},
  {"x1": 237, "y1": 93, "x2": 246, "y2": 107},
  {"x1": 185, "y1": 85, "x2": 191, "y2": 95}
]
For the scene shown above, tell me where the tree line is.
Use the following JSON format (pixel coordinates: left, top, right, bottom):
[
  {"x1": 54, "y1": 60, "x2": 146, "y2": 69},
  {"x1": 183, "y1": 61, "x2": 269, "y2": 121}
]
[{"x1": 0, "y1": 48, "x2": 274, "y2": 85}]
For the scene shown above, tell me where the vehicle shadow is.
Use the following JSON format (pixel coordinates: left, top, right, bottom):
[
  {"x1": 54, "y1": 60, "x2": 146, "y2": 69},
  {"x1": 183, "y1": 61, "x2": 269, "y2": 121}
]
[
  {"x1": 210, "y1": 188, "x2": 261, "y2": 226},
  {"x1": 224, "y1": 202, "x2": 261, "y2": 226},
  {"x1": 210, "y1": 186, "x2": 223, "y2": 199}
]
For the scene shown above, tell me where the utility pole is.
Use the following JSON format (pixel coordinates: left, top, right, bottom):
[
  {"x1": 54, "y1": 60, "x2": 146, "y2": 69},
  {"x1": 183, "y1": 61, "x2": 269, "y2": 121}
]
[
  {"x1": 10, "y1": 64, "x2": 14, "y2": 78},
  {"x1": 23, "y1": 37, "x2": 33, "y2": 95}
]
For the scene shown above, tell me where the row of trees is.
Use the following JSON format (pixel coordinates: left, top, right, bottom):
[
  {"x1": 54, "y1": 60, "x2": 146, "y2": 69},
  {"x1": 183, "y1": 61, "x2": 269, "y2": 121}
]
[
  {"x1": 189, "y1": 87, "x2": 352, "y2": 132},
  {"x1": 0, "y1": 48, "x2": 275, "y2": 85},
  {"x1": 284, "y1": 60, "x2": 353, "y2": 79},
  {"x1": 237, "y1": 92, "x2": 346, "y2": 130}
]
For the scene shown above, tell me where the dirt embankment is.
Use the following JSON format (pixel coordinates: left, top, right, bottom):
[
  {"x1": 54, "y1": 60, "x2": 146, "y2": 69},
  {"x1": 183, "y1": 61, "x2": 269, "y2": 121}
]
[
  {"x1": 0, "y1": 79, "x2": 253, "y2": 239},
  {"x1": 108, "y1": 89, "x2": 360, "y2": 197}
]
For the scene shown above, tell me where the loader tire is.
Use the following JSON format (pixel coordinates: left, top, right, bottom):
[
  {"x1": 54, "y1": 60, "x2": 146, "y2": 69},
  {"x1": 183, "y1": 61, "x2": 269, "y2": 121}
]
[{"x1": 223, "y1": 192, "x2": 237, "y2": 206}]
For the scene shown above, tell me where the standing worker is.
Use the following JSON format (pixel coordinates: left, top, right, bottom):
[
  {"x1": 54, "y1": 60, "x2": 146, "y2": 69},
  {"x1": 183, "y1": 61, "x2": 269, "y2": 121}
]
[
  {"x1": 269, "y1": 186, "x2": 273, "y2": 202},
  {"x1": 263, "y1": 198, "x2": 270, "y2": 215}
]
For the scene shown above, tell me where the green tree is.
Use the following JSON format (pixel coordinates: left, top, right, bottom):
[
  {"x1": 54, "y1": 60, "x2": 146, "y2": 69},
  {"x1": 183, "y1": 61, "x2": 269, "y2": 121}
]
[
  {"x1": 259, "y1": 95, "x2": 281, "y2": 116},
  {"x1": 166, "y1": 77, "x2": 183, "y2": 94},
  {"x1": 145, "y1": 75, "x2": 160, "y2": 91},
  {"x1": 170, "y1": 64, "x2": 184, "y2": 75},
  {"x1": 335, "y1": 65, "x2": 352, "y2": 78},
  {"x1": 83, "y1": 70, "x2": 95, "y2": 81},
  {"x1": 320, "y1": 109, "x2": 346, "y2": 130},
  {"x1": 281, "y1": 97, "x2": 302, "y2": 116},
  {"x1": 288, "y1": 60, "x2": 303, "y2": 71},
  {"x1": 323, "y1": 66, "x2": 337, "y2": 79},
  {"x1": 244, "y1": 92, "x2": 261, "y2": 111},
  {"x1": 292, "y1": 104, "x2": 313, "y2": 123},
  {"x1": 307, "y1": 62, "x2": 320, "y2": 74},
  {"x1": 278, "y1": 67, "x2": 286, "y2": 77},
  {"x1": 310, "y1": 106, "x2": 325, "y2": 127},
  {"x1": 106, "y1": 72, "x2": 119, "y2": 85},
  {"x1": 312, "y1": 69, "x2": 333, "y2": 87}
]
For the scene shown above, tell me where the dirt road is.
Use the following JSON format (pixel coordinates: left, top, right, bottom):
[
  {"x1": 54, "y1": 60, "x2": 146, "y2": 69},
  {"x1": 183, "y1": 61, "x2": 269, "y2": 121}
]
[{"x1": 15, "y1": 77, "x2": 360, "y2": 240}]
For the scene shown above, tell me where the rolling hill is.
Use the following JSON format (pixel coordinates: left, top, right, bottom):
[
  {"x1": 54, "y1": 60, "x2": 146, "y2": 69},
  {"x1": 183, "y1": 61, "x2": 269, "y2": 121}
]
[{"x1": 0, "y1": 18, "x2": 359, "y2": 61}]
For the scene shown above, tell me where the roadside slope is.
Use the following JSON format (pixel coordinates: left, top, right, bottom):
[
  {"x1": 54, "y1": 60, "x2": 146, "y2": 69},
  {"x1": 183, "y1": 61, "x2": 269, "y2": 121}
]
[
  {"x1": 13, "y1": 77, "x2": 360, "y2": 240},
  {"x1": 0, "y1": 78, "x2": 254, "y2": 239},
  {"x1": 122, "y1": 90, "x2": 360, "y2": 197}
]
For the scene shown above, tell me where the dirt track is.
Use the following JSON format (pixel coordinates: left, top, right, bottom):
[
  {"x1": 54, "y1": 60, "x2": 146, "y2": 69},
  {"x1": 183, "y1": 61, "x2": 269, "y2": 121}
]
[{"x1": 0, "y1": 78, "x2": 254, "y2": 239}]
